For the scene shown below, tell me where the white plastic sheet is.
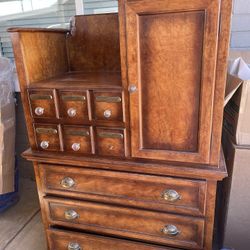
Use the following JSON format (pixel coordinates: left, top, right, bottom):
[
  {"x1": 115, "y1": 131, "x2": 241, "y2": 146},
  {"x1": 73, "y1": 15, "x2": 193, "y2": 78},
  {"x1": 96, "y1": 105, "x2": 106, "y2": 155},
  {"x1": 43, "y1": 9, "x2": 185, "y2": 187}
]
[
  {"x1": 0, "y1": 56, "x2": 15, "y2": 194},
  {"x1": 0, "y1": 57, "x2": 14, "y2": 105}
]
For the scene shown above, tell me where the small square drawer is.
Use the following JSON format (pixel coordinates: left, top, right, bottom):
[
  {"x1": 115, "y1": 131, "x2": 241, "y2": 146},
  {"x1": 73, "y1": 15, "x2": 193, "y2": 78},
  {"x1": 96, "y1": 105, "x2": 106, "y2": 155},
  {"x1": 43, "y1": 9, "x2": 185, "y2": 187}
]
[
  {"x1": 93, "y1": 91, "x2": 123, "y2": 121},
  {"x1": 63, "y1": 126, "x2": 93, "y2": 154},
  {"x1": 34, "y1": 124, "x2": 61, "y2": 151},
  {"x1": 28, "y1": 89, "x2": 56, "y2": 118},
  {"x1": 96, "y1": 127, "x2": 125, "y2": 157},
  {"x1": 59, "y1": 91, "x2": 89, "y2": 121}
]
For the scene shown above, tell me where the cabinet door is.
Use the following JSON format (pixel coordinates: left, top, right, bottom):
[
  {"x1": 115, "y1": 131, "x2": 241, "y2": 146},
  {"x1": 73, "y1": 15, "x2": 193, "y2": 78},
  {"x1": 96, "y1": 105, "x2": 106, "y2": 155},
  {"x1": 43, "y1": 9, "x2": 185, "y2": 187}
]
[{"x1": 125, "y1": 0, "x2": 220, "y2": 163}]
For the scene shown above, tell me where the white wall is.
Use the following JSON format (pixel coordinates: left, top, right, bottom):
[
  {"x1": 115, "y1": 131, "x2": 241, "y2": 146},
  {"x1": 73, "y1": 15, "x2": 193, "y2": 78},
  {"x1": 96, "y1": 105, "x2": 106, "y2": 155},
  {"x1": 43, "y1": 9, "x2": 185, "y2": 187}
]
[{"x1": 231, "y1": 0, "x2": 250, "y2": 50}]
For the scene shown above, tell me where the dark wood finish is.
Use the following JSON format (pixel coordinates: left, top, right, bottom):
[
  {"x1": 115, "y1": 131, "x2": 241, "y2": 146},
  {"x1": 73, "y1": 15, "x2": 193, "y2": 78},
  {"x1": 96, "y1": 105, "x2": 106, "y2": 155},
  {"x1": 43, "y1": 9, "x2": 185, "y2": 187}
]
[
  {"x1": 39, "y1": 163, "x2": 206, "y2": 216},
  {"x1": 9, "y1": 4, "x2": 232, "y2": 250},
  {"x1": 45, "y1": 197, "x2": 205, "y2": 249},
  {"x1": 47, "y1": 229, "x2": 175, "y2": 250},
  {"x1": 67, "y1": 14, "x2": 121, "y2": 72}
]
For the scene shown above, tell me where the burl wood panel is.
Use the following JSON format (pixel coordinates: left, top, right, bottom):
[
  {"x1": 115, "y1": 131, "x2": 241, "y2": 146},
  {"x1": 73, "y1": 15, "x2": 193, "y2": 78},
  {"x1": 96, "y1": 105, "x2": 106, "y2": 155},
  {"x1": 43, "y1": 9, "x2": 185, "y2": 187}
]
[
  {"x1": 139, "y1": 11, "x2": 203, "y2": 152},
  {"x1": 45, "y1": 197, "x2": 204, "y2": 249},
  {"x1": 67, "y1": 14, "x2": 121, "y2": 72},
  {"x1": 39, "y1": 164, "x2": 206, "y2": 216},
  {"x1": 47, "y1": 229, "x2": 175, "y2": 250},
  {"x1": 19, "y1": 32, "x2": 68, "y2": 83},
  {"x1": 125, "y1": 0, "x2": 220, "y2": 164}
]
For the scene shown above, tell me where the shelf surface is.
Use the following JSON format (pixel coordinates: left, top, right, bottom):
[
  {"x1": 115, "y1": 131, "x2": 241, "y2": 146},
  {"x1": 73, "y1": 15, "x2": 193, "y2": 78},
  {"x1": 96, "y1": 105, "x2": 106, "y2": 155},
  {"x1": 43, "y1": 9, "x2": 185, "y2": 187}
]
[{"x1": 29, "y1": 71, "x2": 122, "y2": 90}]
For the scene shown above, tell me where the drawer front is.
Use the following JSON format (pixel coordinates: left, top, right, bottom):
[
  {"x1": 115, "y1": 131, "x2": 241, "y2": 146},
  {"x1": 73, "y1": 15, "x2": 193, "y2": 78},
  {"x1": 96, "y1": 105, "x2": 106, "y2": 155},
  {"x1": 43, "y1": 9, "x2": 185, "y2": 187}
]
[
  {"x1": 28, "y1": 89, "x2": 56, "y2": 118},
  {"x1": 93, "y1": 91, "x2": 123, "y2": 121},
  {"x1": 59, "y1": 91, "x2": 89, "y2": 121},
  {"x1": 48, "y1": 229, "x2": 174, "y2": 250},
  {"x1": 96, "y1": 127, "x2": 125, "y2": 157},
  {"x1": 62, "y1": 126, "x2": 93, "y2": 154},
  {"x1": 40, "y1": 164, "x2": 206, "y2": 216},
  {"x1": 34, "y1": 124, "x2": 61, "y2": 151},
  {"x1": 45, "y1": 198, "x2": 204, "y2": 249}
]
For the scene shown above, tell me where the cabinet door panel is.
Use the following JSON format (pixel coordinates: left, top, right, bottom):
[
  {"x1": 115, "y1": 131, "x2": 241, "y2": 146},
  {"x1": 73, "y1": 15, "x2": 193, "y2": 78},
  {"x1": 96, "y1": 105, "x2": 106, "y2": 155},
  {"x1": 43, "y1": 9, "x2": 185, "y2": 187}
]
[{"x1": 125, "y1": 0, "x2": 220, "y2": 163}]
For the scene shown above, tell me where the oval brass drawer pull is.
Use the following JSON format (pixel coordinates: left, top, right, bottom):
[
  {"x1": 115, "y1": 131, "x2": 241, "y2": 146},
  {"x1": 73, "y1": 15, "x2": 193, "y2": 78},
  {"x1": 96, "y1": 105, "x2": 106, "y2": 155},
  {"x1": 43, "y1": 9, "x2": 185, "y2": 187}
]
[
  {"x1": 65, "y1": 209, "x2": 79, "y2": 220},
  {"x1": 162, "y1": 189, "x2": 181, "y2": 202},
  {"x1": 96, "y1": 96, "x2": 121, "y2": 103},
  {"x1": 68, "y1": 242, "x2": 82, "y2": 250},
  {"x1": 30, "y1": 94, "x2": 53, "y2": 100},
  {"x1": 98, "y1": 132, "x2": 123, "y2": 139},
  {"x1": 62, "y1": 95, "x2": 86, "y2": 101},
  {"x1": 36, "y1": 128, "x2": 58, "y2": 134},
  {"x1": 162, "y1": 225, "x2": 180, "y2": 236},
  {"x1": 61, "y1": 177, "x2": 75, "y2": 188}
]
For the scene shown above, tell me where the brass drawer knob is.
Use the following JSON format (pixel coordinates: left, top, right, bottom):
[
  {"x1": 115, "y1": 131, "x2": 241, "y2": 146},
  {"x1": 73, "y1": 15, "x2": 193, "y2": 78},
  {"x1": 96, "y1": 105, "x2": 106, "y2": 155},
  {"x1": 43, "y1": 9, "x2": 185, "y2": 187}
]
[
  {"x1": 162, "y1": 189, "x2": 181, "y2": 202},
  {"x1": 40, "y1": 141, "x2": 49, "y2": 149},
  {"x1": 162, "y1": 225, "x2": 180, "y2": 236},
  {"x1": 68, "y1": 242, "x2": 82, "y2": 250},
  {"x1": 65, "y1": 209, "x2": 79, "y2": 220},
  {"x1": 67, "y1": 108, "x2": 77, "y2": 117},
  {"x1": 34, "y1": 107, "x2": 44, "y2": 116},
  {"x1": 61, "y1": 177, "x2": 75, "y2": 188},
  {"x1": 104, "y1": 109, "x2": 112, "y2": 118},
  {"x1": 72, "y1": 143, "x2": 81, "y2": 152}
]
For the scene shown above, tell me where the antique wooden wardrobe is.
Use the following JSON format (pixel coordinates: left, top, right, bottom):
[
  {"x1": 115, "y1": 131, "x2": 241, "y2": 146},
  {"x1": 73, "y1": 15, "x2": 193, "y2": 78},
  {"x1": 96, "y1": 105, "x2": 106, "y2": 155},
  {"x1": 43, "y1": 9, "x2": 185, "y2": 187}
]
[{"x1": 9, "y1": 0, "x2": 232, "y2": 249}]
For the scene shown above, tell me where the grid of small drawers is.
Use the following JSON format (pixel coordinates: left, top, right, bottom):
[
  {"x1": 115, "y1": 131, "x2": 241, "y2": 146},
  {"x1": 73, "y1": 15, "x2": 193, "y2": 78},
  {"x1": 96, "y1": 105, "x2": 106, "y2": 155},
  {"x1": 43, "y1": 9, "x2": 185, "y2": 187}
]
[{"x1": 27, "y1": 88, "x2": 125, "y2": 157}]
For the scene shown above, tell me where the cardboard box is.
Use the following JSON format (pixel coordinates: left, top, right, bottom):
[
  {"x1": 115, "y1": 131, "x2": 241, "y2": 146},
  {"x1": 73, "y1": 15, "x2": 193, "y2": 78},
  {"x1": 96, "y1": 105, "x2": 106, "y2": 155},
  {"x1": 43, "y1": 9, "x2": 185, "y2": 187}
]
[
  {"x1": 224, "y1": 57, "x2": 250, "y2": 145},
  {"x1": 0, "y1": 103, "x2": 15, "y2": 194},
  {"x1": 221, "y1": 132, "x2": 250, "y2": 250}
]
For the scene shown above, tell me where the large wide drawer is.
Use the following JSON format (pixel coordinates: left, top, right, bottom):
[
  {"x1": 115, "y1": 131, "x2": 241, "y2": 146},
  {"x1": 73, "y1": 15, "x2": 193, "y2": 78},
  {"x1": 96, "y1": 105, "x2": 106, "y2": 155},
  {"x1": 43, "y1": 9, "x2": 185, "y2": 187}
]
[
  {"x1": 39, "y1": 164, "x2": 206, "y2": 216},
  {"x1": 47, "y1": 229, "x2": 176, "y2": 250},
  {"x1": 45, "y1": 197, "x2": 205, "y2": 249}
]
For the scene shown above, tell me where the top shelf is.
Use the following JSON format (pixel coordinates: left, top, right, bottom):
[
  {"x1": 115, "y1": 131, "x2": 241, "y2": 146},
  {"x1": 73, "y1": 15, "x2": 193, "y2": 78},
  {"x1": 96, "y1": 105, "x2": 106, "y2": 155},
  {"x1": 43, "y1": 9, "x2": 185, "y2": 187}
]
[
  {"x1": 29, "y1": 71, "x2": 122, "y2": 90},
  {"x1": 7, "y1": 27, "x2": 68, "y2": 33}
]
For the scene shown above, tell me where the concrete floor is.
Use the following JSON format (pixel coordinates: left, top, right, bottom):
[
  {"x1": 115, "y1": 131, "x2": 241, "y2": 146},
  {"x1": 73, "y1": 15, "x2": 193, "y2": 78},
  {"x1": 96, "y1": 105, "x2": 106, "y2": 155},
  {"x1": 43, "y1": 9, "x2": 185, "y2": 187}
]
[{"x1": 0, "y1": 177, "x2": 46, "y2": 250}]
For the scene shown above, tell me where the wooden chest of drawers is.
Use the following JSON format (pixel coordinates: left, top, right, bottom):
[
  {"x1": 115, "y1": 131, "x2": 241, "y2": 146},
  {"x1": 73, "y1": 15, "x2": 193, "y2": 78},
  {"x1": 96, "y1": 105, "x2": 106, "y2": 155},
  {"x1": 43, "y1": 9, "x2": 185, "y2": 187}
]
[{"x1": 9, "y1": 1, "x2": 232, "y2": 249}]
